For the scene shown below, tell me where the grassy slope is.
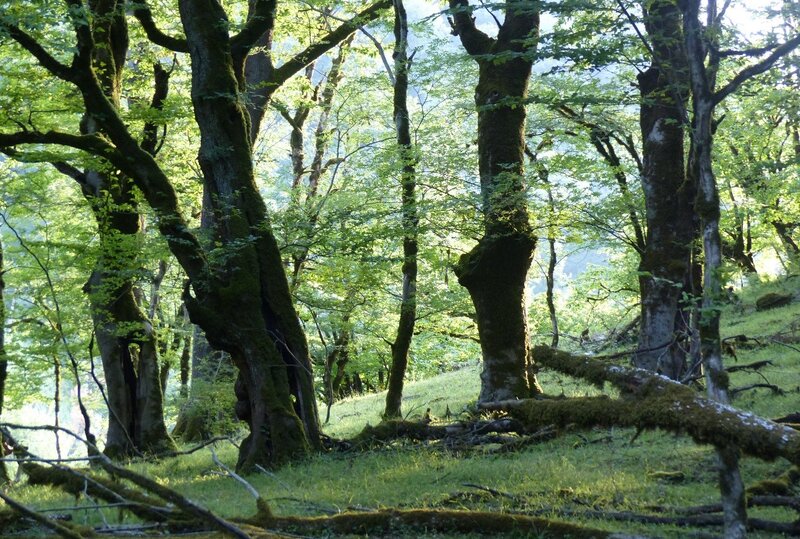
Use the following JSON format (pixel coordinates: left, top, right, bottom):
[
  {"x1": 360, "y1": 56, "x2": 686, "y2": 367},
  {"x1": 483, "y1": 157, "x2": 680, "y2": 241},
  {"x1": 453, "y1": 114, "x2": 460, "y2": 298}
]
[{"x1": 11, "y1": 278, "x2": 800, "y2": 537}]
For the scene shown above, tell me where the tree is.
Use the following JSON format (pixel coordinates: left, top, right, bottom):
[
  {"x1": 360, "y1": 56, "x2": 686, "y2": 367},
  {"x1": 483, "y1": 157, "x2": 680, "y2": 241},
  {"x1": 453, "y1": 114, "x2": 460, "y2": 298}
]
[
  {"x1": 449, "y1": 0, "x2": 542, "y2": 402},
  {"x1": 384, "y1": 0, "x2": 419, "y2": 419},
  {"x1": 0, "y1": 232, "x2": 8, "y2": 482},
  {"x1": 634, "y1": 0, "x2": 695, "y2": 380},
  {"x1": 680, "y1": 0, "x2": 800, "y2": 534},
  {"x1": 0, "y1": 0, "x2": 390, "y2": 471}
]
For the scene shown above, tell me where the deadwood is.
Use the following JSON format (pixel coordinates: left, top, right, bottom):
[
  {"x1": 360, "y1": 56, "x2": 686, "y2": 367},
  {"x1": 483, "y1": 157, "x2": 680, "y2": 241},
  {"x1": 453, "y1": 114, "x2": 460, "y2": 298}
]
[
  {"x1": 481, "y1": 346, "x2": 800, "y2": 465},
  {"x1": 252, "y1": 509, "x2": 642, "y2": 538}
]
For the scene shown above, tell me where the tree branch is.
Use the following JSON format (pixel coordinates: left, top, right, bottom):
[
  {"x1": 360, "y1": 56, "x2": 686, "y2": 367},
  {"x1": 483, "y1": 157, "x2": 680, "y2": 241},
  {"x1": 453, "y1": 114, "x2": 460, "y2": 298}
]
[
  {"x1": 482, "y1": 346, "x2": 800, "y2": 466},
  {"x1": 270, "y1": 0, "x2": 392, "y2": 89},
  {"x1": 230, "y1": 0, "x2": 277, "y2": 58},
  {"x1": 714, "y1": 33, "x2": 800, "y2": 105},
  {"x1": 0, "y1": 21, "x2": 74, "y2": 81},
  {"x1": 448, "y1": 0, "x2": 494, "y2": 56},
  {"x1": 130, "y1": 1, "x2": 189, "y2": 52}
]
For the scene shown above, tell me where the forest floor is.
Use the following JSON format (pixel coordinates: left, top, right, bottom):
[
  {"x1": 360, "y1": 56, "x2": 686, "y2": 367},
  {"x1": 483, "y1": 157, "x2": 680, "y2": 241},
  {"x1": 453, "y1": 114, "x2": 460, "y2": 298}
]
[{"x1": 7, "y1": 277, "x2": 800, "y2": 537}]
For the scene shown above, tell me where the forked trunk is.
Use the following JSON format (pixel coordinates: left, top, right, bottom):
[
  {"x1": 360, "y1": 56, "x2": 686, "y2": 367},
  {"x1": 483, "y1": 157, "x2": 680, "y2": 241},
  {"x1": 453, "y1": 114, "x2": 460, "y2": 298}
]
[{"x1": 178, "y1": 0, "x2": 320, "y2": 470}]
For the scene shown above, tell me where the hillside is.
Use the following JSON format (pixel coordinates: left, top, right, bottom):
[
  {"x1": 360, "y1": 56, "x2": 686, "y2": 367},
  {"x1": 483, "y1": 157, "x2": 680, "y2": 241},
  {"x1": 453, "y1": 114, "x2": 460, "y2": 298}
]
[{"x1": 3, "y1": 277, "x2": 800, "y2": 537}]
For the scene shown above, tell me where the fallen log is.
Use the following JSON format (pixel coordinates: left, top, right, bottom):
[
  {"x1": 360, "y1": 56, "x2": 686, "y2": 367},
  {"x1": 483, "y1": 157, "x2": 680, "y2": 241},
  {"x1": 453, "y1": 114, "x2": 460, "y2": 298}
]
[
  {"x1": 481, "y1": 346, "x2": 800, "y2": 465},
  {"x1": 252, "y1": 509, "x2": 646, "y2": 538},
  {"x1": 22, "y1": 463, "x2": 175, "y2": 523},
  {"x1": 351, "y1": 418, "x2": 529, "y2": 447}
]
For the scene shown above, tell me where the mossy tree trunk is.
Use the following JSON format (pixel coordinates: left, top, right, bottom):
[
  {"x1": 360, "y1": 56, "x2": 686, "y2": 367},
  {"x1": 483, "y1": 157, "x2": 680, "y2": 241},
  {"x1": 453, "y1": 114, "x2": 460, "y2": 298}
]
[
  {"x1": 385, "y1": 0, "x2": 419, "y2": 419},
  {"x1": 450, "y1": 0, "x2": 542, "y2": 402},
  {"x1": 0, "y1": 0, "x2": 391, "y2": 470},
  {"x1": 635, "y1": 0, "x2": 694, "y2": 380},
  {"x1": 54, "y1": 1, "x2": 173, "y2": 458},
  {"x1": 177, "y1": 0, "x2": 322, "y2": 470},
  {"x1": 0, "y1": 235, "x2": 8, "y2": 482}
]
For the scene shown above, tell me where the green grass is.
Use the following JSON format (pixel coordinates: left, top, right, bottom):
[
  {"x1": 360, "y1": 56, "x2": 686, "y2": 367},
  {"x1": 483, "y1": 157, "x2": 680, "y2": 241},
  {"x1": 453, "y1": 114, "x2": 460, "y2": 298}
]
[{"x1": 6, "y1": 276, "x2": 800, "y2": 537}]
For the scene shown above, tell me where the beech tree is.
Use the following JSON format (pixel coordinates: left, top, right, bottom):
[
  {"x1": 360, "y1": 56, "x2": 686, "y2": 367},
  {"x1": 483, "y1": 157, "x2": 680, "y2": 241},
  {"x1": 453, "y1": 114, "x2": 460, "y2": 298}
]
[
  {"x1": 384, "y1": 0, "x2": 419, "y2": 419},
  {"x1": 449, "y1": 0, "x2": 542, "y2": 402},
  {"x1": 0, "y1": 0, "x2": 390, "y2": 471},
  {"x1": 634, "y1": 0, "x2": 695, "y2": 380},
  {"x1": 679, "y1": 0, "x2": 800, "y2": 534}
]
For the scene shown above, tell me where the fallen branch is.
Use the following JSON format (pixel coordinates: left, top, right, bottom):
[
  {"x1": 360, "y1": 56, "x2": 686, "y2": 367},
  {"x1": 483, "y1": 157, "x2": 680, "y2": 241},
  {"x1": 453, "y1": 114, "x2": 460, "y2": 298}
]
[
  {"x1": 521, "y1": 507, "x2": 800, "y2": 535},
  {"x1": 726, "y1": 360, "x2": 772, "y2": 373},
  {"x1": 351, "y1": 418, "x2": 530, "y2": 448},
  {"x1": 480, "y1": 346, "x2": 800, "y2": 466},
  {"x1": 648, "y1": 495, "x2": 800, "y2": 515},
  {"x1": 22, "y1": 463, "x2": 176, "y2": 523},
  {"x1": 251, "y1": 509, "x2": 643, "y2": 538},
  {"x1": 731, "y1": 383, "x2": 784, "y2": 396},
  {"x1": 0, "y1": 491, "x2": 86, "y2": 539},
  {"x1": 4, "y1": 423, "x2": 250, "y2": 539},
  {"x1": 156, "y1": 436, "x2": 233, "y2": 459}
]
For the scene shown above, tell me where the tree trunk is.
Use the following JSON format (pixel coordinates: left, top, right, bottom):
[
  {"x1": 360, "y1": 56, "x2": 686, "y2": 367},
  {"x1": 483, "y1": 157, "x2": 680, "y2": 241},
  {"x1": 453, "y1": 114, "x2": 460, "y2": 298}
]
[
  {"x1": 0, "y1": 235, "x2": 8, "y2": 482},
  {"x1": 86, "y1": 265, "x2": 172, "y2": 457},
  {"x1": 635, "y1": 0, "x2": 693, "y2": 380},
  {"x1": 178, "y1": 0, "x2": 321, "y2": 470},
  {"x1": 529, "y1": 145, "x2": 559, "y2": 348},
  {"x1": 683, "y1": 2, "x2": 747, "y2": 535},
  {"x1": 384, "y1": 0, "x2": 419, "y2": 419},
  {"x1": 66, "y1": 2, "x2": 173, "y2": 458},
  {"x1": 450, "y1": 0, "x2": 542, "y2": 402}
]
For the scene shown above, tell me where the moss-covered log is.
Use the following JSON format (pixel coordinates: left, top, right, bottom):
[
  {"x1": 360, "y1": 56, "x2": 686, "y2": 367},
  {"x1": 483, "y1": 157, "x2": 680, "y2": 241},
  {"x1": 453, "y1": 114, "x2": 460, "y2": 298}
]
[
  {"x1": 351, "y1": 418, "x2": 531, "y2": 448},
  {"x1": 480, "y1": 346, "x2": 800, "y2": 464},
  {"x1": 252, "y1": 509, "x2": 639, "y2": 538}
]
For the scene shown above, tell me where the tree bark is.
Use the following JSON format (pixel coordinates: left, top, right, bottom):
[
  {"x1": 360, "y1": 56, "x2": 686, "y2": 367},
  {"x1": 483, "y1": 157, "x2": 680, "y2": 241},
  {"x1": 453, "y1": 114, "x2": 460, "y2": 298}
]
[
  {"x1": 635, "y1": 0, "x2": 694, "y2": 380},
  {"x1": 682, "y1": 2, "x2": 747, "y2": 535},
  {"x1": 177, "y1": 0, "x2": 323, "y2": 470},
  {"x1": 0, "y1": 235, "x2": 8, "y2": 482},
  {"x1": 450, "y1": 0, "x2": 542, "y2": 402},
  {"x1": 384, "y1": 0, "x2": 419, "y2": 419},
  {"x1": 69, "y1": 2, "x2": 172, "y2": 458}
]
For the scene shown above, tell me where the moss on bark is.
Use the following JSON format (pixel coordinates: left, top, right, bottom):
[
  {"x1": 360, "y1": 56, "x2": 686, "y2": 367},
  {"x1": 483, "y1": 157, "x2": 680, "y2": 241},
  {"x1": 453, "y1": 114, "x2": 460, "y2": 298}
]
[{"x1": 251, "y1": 508, "x2": 622, "y2": 538}]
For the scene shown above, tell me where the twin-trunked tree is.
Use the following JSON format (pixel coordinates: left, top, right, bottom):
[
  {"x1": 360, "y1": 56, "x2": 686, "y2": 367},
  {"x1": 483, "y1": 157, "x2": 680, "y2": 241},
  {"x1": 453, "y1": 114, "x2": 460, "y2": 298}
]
[{"x1": 0, "y1": 0, "x2": 388, "y2": 471}]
